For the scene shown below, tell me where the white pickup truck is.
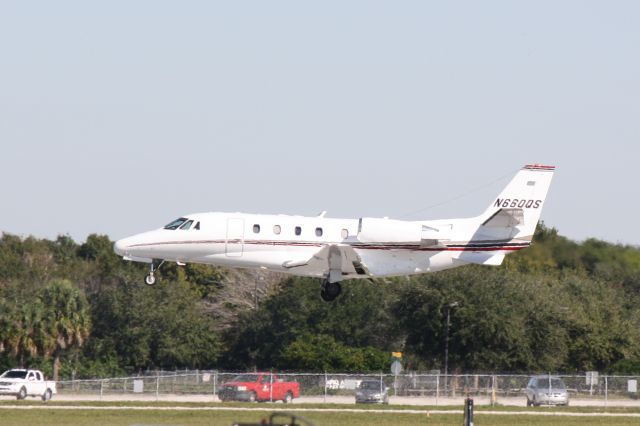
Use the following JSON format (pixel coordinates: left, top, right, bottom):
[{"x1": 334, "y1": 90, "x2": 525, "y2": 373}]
[{"x1": 0, "y1": 369, "x2": 56, "y2": 400}]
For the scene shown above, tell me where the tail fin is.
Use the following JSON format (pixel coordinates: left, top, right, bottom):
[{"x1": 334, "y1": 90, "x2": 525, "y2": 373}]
[{"x1": 479, "y1": 164, "x2": 555, "y2": 239}]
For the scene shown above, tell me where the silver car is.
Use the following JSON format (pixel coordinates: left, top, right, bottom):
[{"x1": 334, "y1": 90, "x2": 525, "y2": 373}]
[
  {"x1": 525, "y1": 375, "x2": 569, "y2": 406},
  {"x1": 355, "y1": 380, "x2": 389, "y2": 404}
]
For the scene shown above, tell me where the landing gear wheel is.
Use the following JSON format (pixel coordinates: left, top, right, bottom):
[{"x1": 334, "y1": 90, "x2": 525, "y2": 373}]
[
  {"x1": 144, "y1": 260, "x2": 164, "y2": 286},
  {"x1": 145, "y1": 273, "x2": 156, "y2": 286},
  {"x1": 320, "y1": 280, "x2": 342, "y2": 302}
]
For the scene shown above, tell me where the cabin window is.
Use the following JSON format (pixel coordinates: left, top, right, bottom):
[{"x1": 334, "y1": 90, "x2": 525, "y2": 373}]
[
  {"x1": 194, "y1": 222, "x2": 200, "y2": 230},
  {"x1": 341, "y1": 229, "x2": 349, "y2": 239},
  {"x1": 315, "y1": 227, "x2": 323, "y2": 237},
  {"x1": 273, "y1": 225, "x2": 281, "y2": 235},
  {"x1": 295, "y1": 226, "x2": 302, "y2": 236},
  {"x1": 253, "y1": 224, "x2": 261, "y2": 234},
  {"x1": 179, "y1": 220, "x2": 193, "y2": 230}
]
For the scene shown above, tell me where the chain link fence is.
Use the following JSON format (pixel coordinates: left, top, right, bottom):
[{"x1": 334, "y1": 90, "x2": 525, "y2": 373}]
[{"x1": 55, "y1": 370, "x2": 640, "y2": 406}]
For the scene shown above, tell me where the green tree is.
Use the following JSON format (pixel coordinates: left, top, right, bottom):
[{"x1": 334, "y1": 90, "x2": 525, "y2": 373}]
[
  {"x1": 0, "y1": 282, "x2": 46, "y2": 367},
  {"x1": 89, "y1": 278, "x2": 221, "y2": 371},
  {"x1": 39, "y1": 279, "x2": 92, "y2": 381},
  {"x1": 222, "y1": 277, "x2": 399, "y2": 370},
  {"x1": 278, "y1": 334, "x2": 388, "y2": 372}
]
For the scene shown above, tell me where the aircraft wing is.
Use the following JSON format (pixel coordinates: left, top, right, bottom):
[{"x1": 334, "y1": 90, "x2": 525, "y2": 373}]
[{"x1": 282, "y1": 244, "x2": 368, "y2": 282}]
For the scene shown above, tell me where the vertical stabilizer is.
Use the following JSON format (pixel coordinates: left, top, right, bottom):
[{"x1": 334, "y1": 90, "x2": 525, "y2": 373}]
[{"x1": 479, "y1": 164, "x2": 555, "y2": 239}]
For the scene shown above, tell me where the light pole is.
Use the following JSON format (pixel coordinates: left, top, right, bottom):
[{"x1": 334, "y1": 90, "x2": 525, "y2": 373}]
[
  {"x1": 255, "y1": 266, "x2": 267, "y2": 310},
  {"x1": 444, "y1": 301, "x2": 459, "y2": 395}
]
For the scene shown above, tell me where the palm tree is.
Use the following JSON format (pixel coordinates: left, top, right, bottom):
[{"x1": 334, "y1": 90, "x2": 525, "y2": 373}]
[
  {"x1": 39, "y1": 280, "x2": 92, "y2": 381},
  {"x1": 0, "y1": 301, "x2": 45, "y2": 366}
]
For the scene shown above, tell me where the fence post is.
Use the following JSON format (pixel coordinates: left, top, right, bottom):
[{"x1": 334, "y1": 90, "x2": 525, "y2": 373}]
[
  {"x1": 324, "y1": 371, "x2": 327, "y2": 403},
  {"x1": 100, "y1": 379, "x2": 104, "y2": 401},
  {"x1": 213, "y1": 371, "x2": 217, "y2": 401},
  {"x1": 156, "y1": 376, "x2": 160, "y2": 401},
  {"x1": 491, "y1": 375, "x2": 496, "y2": 406},
  {"x1": 436, "y1": 374, "x2": 439, "y2": 406},
  {"x1": 269, "y1": 370, "x2": 273, "y2": 402},
  {"x1": 605, "y1": 375, "x2": 608, "y2": 409}
]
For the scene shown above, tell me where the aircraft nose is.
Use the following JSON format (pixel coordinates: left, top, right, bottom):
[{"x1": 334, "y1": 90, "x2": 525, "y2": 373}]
[{"x1": 113, "y1": 239, "x2": 128, "y2": 256}]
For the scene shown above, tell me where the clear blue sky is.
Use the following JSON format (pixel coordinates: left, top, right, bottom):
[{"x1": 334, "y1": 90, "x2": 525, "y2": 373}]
[{"x1": 1, "y1": 1, "x2": 639, "y2": 244}]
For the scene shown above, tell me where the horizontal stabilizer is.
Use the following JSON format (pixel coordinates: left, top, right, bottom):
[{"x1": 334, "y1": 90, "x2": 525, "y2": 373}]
[{"x1": 482, "y1": 208, "x2": 524, "y2": 228}]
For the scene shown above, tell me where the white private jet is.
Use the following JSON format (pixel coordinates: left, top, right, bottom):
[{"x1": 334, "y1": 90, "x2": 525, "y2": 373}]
[{"x1": 114, "y1": 164, "x2": 555, "y2": 301}]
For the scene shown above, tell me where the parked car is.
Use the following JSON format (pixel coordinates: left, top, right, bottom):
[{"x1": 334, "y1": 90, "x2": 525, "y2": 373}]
[
  {"x1": 218, "y1": 373, "x2": 300, "y2": 403},
  {"x1": 355, "y1": 380, "x2": 389, "y2": 404},
  {"x1": 0, "y1": 369, "x2": 57, "y2": 401},
  {"x1": 525, "y1": 375, "x2": 569, "y2": 406}
]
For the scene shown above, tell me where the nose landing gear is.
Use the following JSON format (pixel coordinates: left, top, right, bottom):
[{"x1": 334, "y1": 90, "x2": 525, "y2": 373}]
[
  {"x1": 320, "y1": 279, "x2": 342, "y2": 302},
  {"x1": 144, "y1": 260, "x2": 164, "y2": 286},
  {"x1": 145, "y1": 273, "x2": 156, "y2": 285}
]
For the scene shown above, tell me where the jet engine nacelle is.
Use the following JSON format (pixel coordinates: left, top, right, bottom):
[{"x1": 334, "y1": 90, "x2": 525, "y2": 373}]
[{"x1": 357, "y1": 218, "x2": 422, "y2": 243}]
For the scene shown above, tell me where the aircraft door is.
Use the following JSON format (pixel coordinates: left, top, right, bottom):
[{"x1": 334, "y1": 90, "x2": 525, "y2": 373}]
[{"x1": 225, "y1": 218, "x2": 245, "y2": 257}]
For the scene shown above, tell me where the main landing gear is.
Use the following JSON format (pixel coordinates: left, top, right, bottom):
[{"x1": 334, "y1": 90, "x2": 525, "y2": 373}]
[
  {"x1": 320, "y1": 279, "x2": 342, "y2": 302},
  {"x1": 145, "y1": 259, "x2": 164, "y2": 286}
]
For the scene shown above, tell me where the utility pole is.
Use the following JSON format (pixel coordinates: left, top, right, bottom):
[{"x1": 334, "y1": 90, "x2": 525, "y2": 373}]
[{"x1": 444, "y1": 301, "x2": 459, "y2": 395}]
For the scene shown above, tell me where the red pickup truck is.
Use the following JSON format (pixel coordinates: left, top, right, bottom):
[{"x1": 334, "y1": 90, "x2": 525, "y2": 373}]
[{"x1": 218, "y1": 373, "x2": 300, "y2": 403}]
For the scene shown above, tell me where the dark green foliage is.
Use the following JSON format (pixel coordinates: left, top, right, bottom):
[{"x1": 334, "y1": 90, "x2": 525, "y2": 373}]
[
  {"x1": 1, "y1": 223, "x2": 640, "y2": 376},
  {"x1": 90, "y1": 278, "x2": 221, "y2": 370},
  {"x1": 0, "y1": 233, "x2": 222, "y2": 377},
  {"x1": 221, "y1": 277, "x2": 398, "y2": 370},
  {"x1": 279, "y1": 334, "x2": 389, "y2": 372}
]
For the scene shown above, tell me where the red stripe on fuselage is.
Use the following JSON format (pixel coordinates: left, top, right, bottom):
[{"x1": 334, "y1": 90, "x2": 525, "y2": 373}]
[{"x1": 126, "y1": 240, "x2": 528, "y2": 252}]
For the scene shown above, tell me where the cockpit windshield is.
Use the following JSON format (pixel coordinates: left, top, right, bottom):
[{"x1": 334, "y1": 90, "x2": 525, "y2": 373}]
[
  {"x1": 164, "y1": 218, "x2": 188, "y2": 230},
  {"x1": 179, "y1": 220, "x2": 194, "y2": 230}
]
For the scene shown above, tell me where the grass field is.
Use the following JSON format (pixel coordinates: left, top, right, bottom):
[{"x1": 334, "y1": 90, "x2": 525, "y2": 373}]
[{"x1": 1, "y1": 402, "x2": 640, "y2": 426}]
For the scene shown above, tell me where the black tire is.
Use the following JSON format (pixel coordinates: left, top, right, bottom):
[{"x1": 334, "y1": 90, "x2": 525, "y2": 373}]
[
  {"x1": 248, "y1": 391, "x2": 257, "y2": 403},
  {"x1": 526, "y1": 398, "x2": 532, "y2": 407},
  {"x1": 320, "y1": 280, "x2": 341, "y2": 302},
  {"x1": 283, "y1": 391, "x2": 293, "y2": 404},
  {"x1": 42, "y1": 388, "x2": 52, "y2": 401},
  {"x1": 320, "y1": 289, "x2": 332, "y2": 302},
  {"x1": 17, "y1": 386, "x2": 27, "y2": 400}
]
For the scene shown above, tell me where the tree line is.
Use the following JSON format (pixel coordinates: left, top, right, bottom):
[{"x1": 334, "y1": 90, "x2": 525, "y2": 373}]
[{"x1": 1, "y1": 224, "x2": 639, "y2": 379}]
